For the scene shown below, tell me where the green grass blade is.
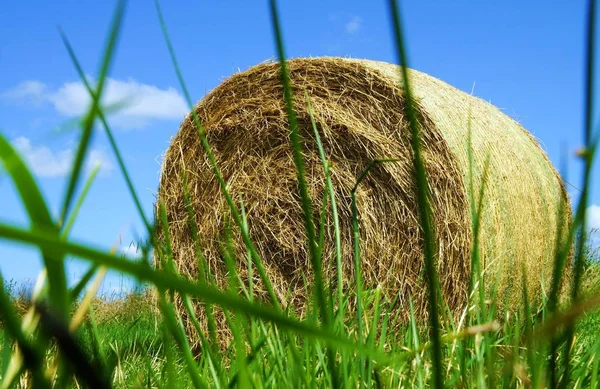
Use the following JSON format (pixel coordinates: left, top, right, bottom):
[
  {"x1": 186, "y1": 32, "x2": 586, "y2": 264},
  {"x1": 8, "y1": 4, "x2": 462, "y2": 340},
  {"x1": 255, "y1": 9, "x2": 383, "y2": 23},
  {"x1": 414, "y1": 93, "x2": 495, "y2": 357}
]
[
  {"x1": 591, "y1": 340, "x2": 600, "y2": 388},
  {"x1": 0, "y1": 222, "x2": 390, "y2": 363},
  {"x1": 365, "y1": 287, "x2": 382, "y2": 388},
  {"x1": 161, "y1": 319, "x2": 176, "y2": 387},
  {"x1": 240, "y1": 200, "x2": 253, "y2": 302},
  {"x1": 304, "y1": 91, "x2": 345, "y2": 327},
  {"x1": 61, "y1": 163, "x2": 100, "y2": 237},
  {"x1": 181, "y1": 294, "x2": 223, "y2": 385},
  {"x1": 58, "y1": 30, "x2": 152, "y2": 234},
  {"x1": 1, "y1": 326, "x2": 11, "y2": 380},
  {"x1": 163, "y1": 187, "x2": 224, "y2": 381},
  {"x1": 269, "y1": 1, "x2": 339, "y2": 387},
  {"x1": 157, "y1": 201, "x2": 175, "y2": 276},
  {"x1": 473, "y1": 154, "x2": 492, "y2": 317},
  {"x1": 85, "y1": 306, "x2": 109, "y2": 381},
  {"x1": 154, "y1": 0, "x2": 280, "y2": 310},
  {"x1": 181, "y1": 172, "x2": 211, "y2": 285},
  {"x1": 181, "y1": 172, "x2": 220, "y2": 348},
  {"x1": 562, "y1": 1, "x2": 598, "y2": 386},
  {"x1": 547, "y1": 151, "x2": 570, "y2": 388},
  {"x1": 70, "y1": 265, "x2": 100, "y2": 302},
  {"x1": 0, "y1": 136, "x2": 53, "y2": 227},
  {"x1": 59, "y1": 0, "x2": 126, "y2": 225},
  {"x1": 318, "y1": 189, "x2": 329, "y2": 262},
  {"x1": 351, "y1": 159, "x2": 396, "y2": 388},
  {"x1": 228, "y1": 337, "x2": 269, "y2": 388},
  {"x1": 0, "y1": 274, "x2": 49, "y2": 388},
  {"x1": 351, "y1": 158, "x2": 397, "y2": 344},
  {"x1": 409, "y1": 296, "x2": 425, "y2": 389},
  {"x1": 0, "y1": 133, "x2": 67, "y2": 318},
  {"x1": 157, "y1": 294, "x2": 208, "y2": 389},
  {"x1": 34, "y1": 303, "x2": 111, "y2": 389},
  {"x1": 221, "y1": 219, "x2": 254, "y2": 380},
  {"x1": 388, "y1": 1, "x2": 444, "y2": 387},
  {"x1": 158, "y1": 199, "x2": 207, "y2": 387},
  {"x1": 268, "y1": 0, "x2": 327, "y2": 327}
]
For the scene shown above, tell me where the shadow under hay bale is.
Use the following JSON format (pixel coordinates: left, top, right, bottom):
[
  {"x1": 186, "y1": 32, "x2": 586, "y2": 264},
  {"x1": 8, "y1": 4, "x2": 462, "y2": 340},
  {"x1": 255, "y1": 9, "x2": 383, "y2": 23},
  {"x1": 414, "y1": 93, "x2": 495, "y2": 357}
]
[{"x1": 155, "y1": 57, "x2": 571, "y2": 350}]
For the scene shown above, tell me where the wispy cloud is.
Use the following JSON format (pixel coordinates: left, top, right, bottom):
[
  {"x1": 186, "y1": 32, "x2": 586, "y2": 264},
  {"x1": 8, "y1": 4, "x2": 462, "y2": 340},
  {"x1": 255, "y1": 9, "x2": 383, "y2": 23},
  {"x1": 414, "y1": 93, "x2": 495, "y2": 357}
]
[
  {"x1": 11, "y1": 136, "x2": 113, "y2": 178},
  {"x1": 588, "y1": 204, "x2": 600, "y2": 230},
  {"x1": 345, "y1": 16, "x2": 362, "y2": 34},
  {"x1": 1, "y1": 80, "x2": 48, "y2": 106},
  {"x1": 1, "y1": 78, "x2": 188, "y2": 129}
]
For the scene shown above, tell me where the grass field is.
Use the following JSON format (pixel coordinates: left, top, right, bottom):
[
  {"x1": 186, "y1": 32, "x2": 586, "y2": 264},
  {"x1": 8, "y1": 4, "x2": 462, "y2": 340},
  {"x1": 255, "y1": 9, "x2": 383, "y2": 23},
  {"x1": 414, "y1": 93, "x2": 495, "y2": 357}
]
[
  {"x1": 0, "y1": 259, "x2": 599, "y2": 388},
  {"x1": 0, "y1": 0, "x2": 600, "y2": 388}
]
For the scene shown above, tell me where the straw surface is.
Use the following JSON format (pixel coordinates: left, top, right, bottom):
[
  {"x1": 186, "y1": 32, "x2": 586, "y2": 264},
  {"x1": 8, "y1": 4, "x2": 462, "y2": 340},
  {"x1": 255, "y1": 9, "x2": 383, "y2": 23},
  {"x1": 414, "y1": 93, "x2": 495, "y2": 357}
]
[{"x1": 156, "y1": 57, "x2": 570, "y2": 347}]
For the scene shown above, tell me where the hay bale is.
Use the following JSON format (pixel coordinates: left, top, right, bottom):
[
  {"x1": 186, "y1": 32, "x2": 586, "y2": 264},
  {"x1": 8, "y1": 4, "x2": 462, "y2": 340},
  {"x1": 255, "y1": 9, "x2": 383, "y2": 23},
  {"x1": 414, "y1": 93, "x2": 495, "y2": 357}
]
[{"x1": 156, "y1": 57, "x2": 570, "y2": 344}]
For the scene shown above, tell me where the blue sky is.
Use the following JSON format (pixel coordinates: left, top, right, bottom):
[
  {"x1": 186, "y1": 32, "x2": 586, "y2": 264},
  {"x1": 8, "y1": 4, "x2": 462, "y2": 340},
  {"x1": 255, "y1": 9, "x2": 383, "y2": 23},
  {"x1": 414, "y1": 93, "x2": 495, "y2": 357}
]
[{"x1": 1, "y1": 1, "x2": 599, "y2": 293}]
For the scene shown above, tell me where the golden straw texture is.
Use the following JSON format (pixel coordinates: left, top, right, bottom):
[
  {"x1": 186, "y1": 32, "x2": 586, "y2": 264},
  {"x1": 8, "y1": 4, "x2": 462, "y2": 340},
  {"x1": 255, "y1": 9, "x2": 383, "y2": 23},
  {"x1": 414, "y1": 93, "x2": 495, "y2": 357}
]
[{"x1": 156, "y1": 57, "x2": 571, "y2": 348}]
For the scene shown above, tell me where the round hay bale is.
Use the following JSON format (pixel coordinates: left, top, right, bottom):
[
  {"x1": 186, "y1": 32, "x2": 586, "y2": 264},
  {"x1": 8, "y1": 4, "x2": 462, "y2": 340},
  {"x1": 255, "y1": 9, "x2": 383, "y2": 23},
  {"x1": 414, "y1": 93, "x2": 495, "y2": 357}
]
[{"x1": 156, "y1": 57, "x2": 570, "y2": 346}]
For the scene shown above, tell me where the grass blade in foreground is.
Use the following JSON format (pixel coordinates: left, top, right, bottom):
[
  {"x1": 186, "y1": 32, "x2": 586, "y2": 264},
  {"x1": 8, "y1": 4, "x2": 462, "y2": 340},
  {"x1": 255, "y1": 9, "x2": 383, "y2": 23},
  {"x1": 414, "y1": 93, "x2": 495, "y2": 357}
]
[
  {"x1": 59, "y1": 30, "x2": 153, "y2": 234},
  {"x1": 269, "y1": 1, "x2": 339, "y2": 387},
  {"x1": 563, "y1": 0, "x2": 598, "y2": 386},
  {"x1": 59, "y1": 0, "x2": 126, "y2": 226},
  {"x1": 0, "y1": 134, "x2": 67, "y2": 320},
  {"x1": 268, "y1": 0, "x2": 328, "y2": 327},
  {"x1": 154, "y1": 0, "x2": 280, "y2": 309},
  {"x1": 388, "y1": 0, "x2": 444, "y2": 387},
  {"x1": 0, "y1": 275, "x2": 49, "y2": 388},
  {"x1": 0, "y1": 222, "x2": 391, "y2": 364},
  {"x1": 305, "y1": 91, "x2": 345, "y2": 327},
  {"x1": 351, "y1": 158, "x2": 397, "y2": 343}
]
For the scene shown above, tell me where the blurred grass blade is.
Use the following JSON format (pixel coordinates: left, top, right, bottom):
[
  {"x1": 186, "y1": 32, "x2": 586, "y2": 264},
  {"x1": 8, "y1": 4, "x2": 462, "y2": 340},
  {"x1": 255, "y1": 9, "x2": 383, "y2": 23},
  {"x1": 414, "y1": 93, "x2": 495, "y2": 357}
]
[
  {"x1": 85, "y1": 306, "x2": 109, "y2": 383},
  {"x1": 61, "y1": 163, "x2": 100, "y2": 236},
  {"x1": 62, "y1": 163, "x2": 100, "y2": 302},
  {"x1": 0, "y1": 133, "x2": 67, "y2": 318},
  {"x1": 59, "y1": 29, "x2": 152, "y2": 233},
  {"x1": 547, "y1": 149, "x2": 570, "y2": 388},
  {"x1": 59, "y1": 0, "x2": 126, "y2": 225},
  {"x1": 268, "y1": 0, "x2": 328, "y2": 329},
  {"x1": 530, "y1": 290, "x2": 600, "y2": 341},
  {"x1": 0, "y1": 274, "x2": 48, "y2": 388},
  {"x1": 388, "y1": 0, "x2": 443, "y2": 387},
  {"x1": 154, "y1": 0, "x2": 280, "y2": 309},
  {"x1": 181, "y1": 294, "x2": 223, "y2": 383},
  {"x1": 563, "y1": 0, "x2": 597, "y2": 386},
  {"x1": 70, "y1": 265, "x2": 100, "y2": 302},
  {"x1": 0, "y1": 222, "x2": 389, "y2": 363},
  {"x1": 35, "y1": 303, "x2": 111, "y2": 389},
  {"x1": 0, "y1": 136, "x2": 54, "y2": 227},
  {"x1": 365, "y1": 287, "x2": 382, "y2": 387},
  {"x1": 69, "y1": 266, "x2": 108, "y2": 332},
  {"x1": 269, "y1": 3, "x2": 339, "y2": 387},
  {"x1": 1, "y1": 329, "x2": 11, "y2": 380},
  {"x1": 157, "y1": 293, "x2": 208, "y2": 389}
]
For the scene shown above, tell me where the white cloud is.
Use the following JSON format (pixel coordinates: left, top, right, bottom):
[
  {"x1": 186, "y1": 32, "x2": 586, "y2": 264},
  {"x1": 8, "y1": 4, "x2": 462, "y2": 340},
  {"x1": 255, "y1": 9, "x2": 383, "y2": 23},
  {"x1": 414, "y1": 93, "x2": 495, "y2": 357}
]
[
  {"x1": 588, "y1": 204, "x2": 600, "y2": 230},
  {"x1": 2, "y1": 78, "x2": 188, "y2": 129},
  {"x1": 1, "y1": 81, "x2": 48, "y2": 106},
  {"x1": 11, "y1": 136, "x2": 113, "y2": 178},
  {"x1": 345, "y1": 16, "x2": 362, "y2": 34}
]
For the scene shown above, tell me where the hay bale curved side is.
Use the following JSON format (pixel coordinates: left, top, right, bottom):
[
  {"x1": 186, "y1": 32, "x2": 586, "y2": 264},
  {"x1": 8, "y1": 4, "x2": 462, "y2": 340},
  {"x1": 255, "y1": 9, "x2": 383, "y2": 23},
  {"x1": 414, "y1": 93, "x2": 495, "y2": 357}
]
[
  {"x1": 361, "y1": 58, "x2": 571, "y2": 303},
  {"x1": 155, "y1": 57, "x2": 570, "y2": 348}
]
